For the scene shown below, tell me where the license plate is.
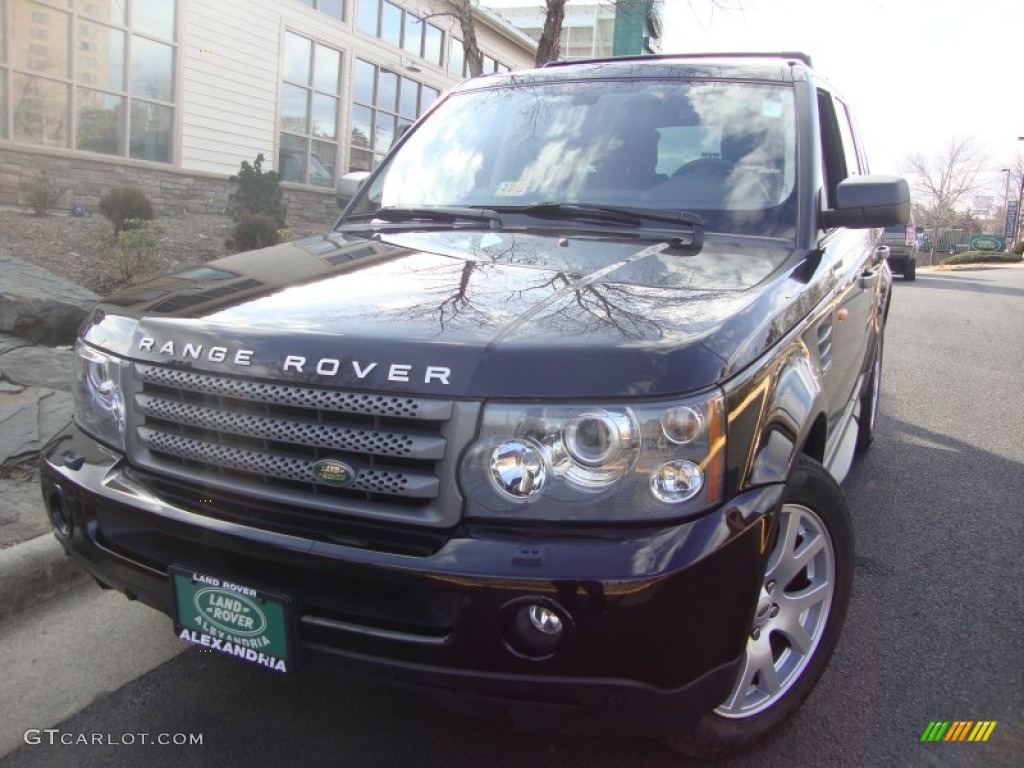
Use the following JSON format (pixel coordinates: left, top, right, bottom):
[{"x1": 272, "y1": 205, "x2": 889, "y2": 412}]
[{"x1": 171, "y1": 568, "x2": 291, "y2": 673}]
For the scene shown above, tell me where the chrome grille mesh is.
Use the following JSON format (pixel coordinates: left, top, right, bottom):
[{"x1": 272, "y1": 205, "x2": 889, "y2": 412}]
[
  {"x1": 135, "y1": 364, "x2": 452, "y2": 420},
  {"x1": 127, "y1": 363, "x2": 471, "y2": 527},
  {"x1": 137, "y1": 429, "x2": 438, "y2": 498},
  {"x1": 135, "y1": 394, "x2": 445, "y2": 459}
]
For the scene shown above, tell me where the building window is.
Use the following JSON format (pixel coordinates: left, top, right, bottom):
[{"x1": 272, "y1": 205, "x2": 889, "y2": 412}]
[
  {"x1": 77, "y1": 86, "x2": 123, "y2": 154},
  {"x1": 130, "y1": 98, "x2": 171, "y2": 161},
  {"x1": 356, "y1": 0, "x2": 444, "y2": 67},
  {"x1": 279, "y1": 30, "x2": 343, "y2": 187},
  {"x1": 446, "y1": 38, "x2": 508, "y2": 78},
  {"x1": 296, "y1": 0, "x2": 345, "y2": 22},
  {"x1": 448, "y1": 37, "x2": 464, "y2": 78},
  {"x1": 12, "y1": 73, "x2": 68, "y2": 146},
  {"x1": 132, "y1": 0, "x2": 175, "y2": 40},
  {"x1": 349, "y1": 57, "x2": 437, "y2": 172},
  {"x1": 81, "y1": 0, "x2": 125, "y2": 25},
  {"x1": 3, "y1": 0, "x2": 177, "y2": 161}
]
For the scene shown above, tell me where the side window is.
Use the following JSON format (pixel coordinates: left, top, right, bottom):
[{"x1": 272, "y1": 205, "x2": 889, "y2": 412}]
[
  {"x1": 840, "y1": 100, "x2": 870, "y2": 174},
  {"x1": 834, "y1": 98, "x2": 863, "y2": 176},
  {"x1": 816, "y1": 90, "x2": 847, "y2": 211}
]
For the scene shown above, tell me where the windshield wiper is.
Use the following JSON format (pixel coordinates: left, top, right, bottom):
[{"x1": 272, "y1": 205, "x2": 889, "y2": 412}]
[
  {"x1": 494, "y1": 203, "x2": 704, "y2": 248},
  {"x1": 340, "y1": 206, "x2": 503, "y2": 230},
  {"x1": 511, "y1": 203, "x2": 705, "y2": 230}
]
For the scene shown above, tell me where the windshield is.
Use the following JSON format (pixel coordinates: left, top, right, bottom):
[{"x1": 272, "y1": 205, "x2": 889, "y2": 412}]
[{"x1": 346, "y1": 78, "x2": 798, "y2": 239}]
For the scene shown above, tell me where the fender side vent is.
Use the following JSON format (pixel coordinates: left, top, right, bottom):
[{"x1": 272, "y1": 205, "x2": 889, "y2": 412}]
[{"x1": 817, "y1": 321, "x2": 834, "y2": 373}]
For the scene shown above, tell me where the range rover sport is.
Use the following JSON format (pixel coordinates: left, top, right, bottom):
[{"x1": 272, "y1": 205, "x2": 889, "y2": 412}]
[{"x1": 42, "y1": 52, "x2": 908, "y2": 756}]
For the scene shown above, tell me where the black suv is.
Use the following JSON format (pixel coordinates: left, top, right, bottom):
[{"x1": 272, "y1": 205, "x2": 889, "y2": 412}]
[{"x1": 43, "y1": 53, "x2": 907, "y2": 756}]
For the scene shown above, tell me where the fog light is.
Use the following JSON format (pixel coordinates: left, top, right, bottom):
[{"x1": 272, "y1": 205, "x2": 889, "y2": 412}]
[
  {"x1": 47, "y1": 485, "x2": 72, "y2": 537},
  {"x1": 650, "y1": 460, "x2": 704, "y2": 503},
  {"x1": 488, "y1": 439, "x2": 549, "y2": 502},
  {"x1": 528, "y1": 604, "x2": 563, "y2": 634},
  {"x1": 509, "y1": 602, "x2": 566, "y2": 657}
]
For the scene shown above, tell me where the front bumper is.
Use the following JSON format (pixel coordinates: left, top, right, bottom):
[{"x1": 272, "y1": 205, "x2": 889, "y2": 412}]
[{"x1": 41, "y1": 423, "x2": 782, "y2": 737}]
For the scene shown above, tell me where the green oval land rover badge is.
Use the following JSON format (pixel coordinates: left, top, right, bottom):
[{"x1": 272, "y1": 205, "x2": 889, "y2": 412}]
[
  {"x1": 312, "y1": 459, "x2": 355, "y2": 486},
  {"x1": 193, "y1": 587, "x2": 268, "y2": 637}
]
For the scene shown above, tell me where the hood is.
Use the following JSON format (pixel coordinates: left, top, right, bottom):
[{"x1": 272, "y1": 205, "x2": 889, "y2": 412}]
[{"x1": 89, "y1": 231, "x2": 810, "y2": 398}]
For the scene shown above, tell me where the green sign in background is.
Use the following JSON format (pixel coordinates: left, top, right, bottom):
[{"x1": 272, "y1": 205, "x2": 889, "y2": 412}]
[{"x1": 970, "y1": 235, "x2": 1005, "y2": 251}]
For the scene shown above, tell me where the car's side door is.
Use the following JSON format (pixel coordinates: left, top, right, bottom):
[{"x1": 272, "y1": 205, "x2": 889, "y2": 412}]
[{"x1": 815, "y1": 89, "x2": 883, "y2": 442}]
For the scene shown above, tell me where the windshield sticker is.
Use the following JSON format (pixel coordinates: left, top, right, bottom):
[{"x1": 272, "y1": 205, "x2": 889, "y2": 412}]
[
  {"x1": 495, "y1": 181, "x2": 529, "y2": 197},
  {"x1": 762, "y1": 101, "x2": 784, "y2": 118}
]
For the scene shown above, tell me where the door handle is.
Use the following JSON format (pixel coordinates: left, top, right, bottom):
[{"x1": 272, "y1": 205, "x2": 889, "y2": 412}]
[
  {"x1": 859, "y1": 268, "x2": 878, "y2": 290},
  {"x1": 872, "y1": 245, "x2": 889, "y2": 266}
]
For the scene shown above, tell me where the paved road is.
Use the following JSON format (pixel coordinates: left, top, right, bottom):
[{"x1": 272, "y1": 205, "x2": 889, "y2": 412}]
[{"x1": 2, "y1": 267, "x2": 1022, "y2": 767}]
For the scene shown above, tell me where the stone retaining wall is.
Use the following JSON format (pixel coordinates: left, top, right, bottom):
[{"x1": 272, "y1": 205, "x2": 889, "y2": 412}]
[{"x1": 0, "y1": 146, "x2": 338, "y2": 227}]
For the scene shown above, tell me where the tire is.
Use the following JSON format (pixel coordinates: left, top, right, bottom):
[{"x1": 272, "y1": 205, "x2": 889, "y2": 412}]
[
  {"x1": 855, "y1": 334, "x2": 883, "y2": 454},
  {"x1": 904, "y1": 258, "x2": 916, "y2": 281},
  {"x1": 662, "y1": 455, "x2": 854, "y2": 757}
]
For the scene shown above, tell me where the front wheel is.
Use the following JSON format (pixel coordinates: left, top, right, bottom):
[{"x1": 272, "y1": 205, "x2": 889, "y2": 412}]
[{"x1": 662, "y1": 455, "x2": 854, "y2": 757}]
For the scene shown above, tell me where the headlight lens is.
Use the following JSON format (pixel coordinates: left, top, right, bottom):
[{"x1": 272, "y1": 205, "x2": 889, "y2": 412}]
[
  {"x1": 461, "y1": 392, "x2": 725, "y2": 522},
  {"x1": 488, "y1": 438, "x2": 550, "y2": 501},
  {"x1": 72, "y1": 340, "x2": 126, "y2": 450}
]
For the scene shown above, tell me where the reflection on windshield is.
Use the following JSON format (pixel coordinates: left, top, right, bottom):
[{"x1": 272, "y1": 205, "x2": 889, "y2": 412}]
[{"x1": 353, "y1": 79, "x2": 798, "y2": 239}]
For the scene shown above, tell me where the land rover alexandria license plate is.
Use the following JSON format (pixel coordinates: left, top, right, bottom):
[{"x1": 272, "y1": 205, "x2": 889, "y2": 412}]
[{"x1": 171, "y1": 568, "x2": 291, "y2": 673}]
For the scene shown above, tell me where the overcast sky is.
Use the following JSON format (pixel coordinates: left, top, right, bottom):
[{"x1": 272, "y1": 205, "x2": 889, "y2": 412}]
[{"x1": 661, "y1": 0, "x2": 1023, "y2": 193}]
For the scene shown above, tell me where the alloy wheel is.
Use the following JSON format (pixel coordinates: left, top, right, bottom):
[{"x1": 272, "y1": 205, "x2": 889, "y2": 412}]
[{"x1": 714, "y1": 502, "x2": 836, "y2": 718}]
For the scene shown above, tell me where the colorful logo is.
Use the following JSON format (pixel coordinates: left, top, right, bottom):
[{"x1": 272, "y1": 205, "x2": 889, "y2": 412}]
[
  {"x1": 921, "y1": 721, "x2": 997, "y2": 742},
  {"x1": 193, "y1": 586, "x2": 268, "y2": 638},
  {"x1": 311, "y1": 459, "x2": 355, "y2": 486}
]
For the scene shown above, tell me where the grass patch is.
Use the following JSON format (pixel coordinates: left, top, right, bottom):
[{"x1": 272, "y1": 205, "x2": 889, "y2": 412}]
[{"x1": 939, "y1": 251, "x2": 1023, "y2": 266}]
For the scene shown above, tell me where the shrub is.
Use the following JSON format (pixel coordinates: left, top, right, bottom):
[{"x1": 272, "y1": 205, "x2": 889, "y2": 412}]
[
  {"x1": 19, "y1": 172, "x2": 67, "y2": 215},
  {"x1": 96, "y1": 219, "x2": 164, "y2": 282},
  {"x1": 940, "y1": 250, "x2": 1023, "y2": 266},
  {"x1": 227, "y1": 213, "x2": 282, "y2": 252},
  {"x1": 1014, "y1": 240, "x2": 1024, "y2": 256},
  {"x1": 99, "y1": 185, "x2": 155, "y2": 234},
  {"x1": 227, "y1": 152, "x2": 287, "y2": 227}
]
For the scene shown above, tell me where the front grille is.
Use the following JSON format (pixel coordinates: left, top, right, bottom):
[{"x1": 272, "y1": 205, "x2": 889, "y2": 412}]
[{"x1": 126, "y1": 363, "x2": 478, "y2": 529}]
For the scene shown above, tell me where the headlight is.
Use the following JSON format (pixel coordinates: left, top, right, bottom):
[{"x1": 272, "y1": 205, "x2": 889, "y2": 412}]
[
  {"x1": 460, "y1": 392, "x2": 725, "y2": 522},
  {"x1": 72, "y1": 340, "x2": 126, "y2": 450}
]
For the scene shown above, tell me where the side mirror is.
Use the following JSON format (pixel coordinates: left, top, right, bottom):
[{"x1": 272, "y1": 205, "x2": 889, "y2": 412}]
[
  {"x1": 336, "y1": 171, "x2": 370, "y2": 210},
  {"x1": 820, "y1": 175, "x2": 911, "y2": 229}
]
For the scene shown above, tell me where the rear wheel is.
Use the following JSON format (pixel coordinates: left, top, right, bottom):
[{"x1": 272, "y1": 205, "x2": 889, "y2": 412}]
[
  {"x1": 904, "y1": 258, "x2": 916, "y2": 281},
  {"x1": 662, "y1": 455, "x2": 853, "y2": 757}
]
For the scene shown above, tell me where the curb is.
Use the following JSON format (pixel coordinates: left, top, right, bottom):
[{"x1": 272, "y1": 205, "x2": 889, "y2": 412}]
[{"x1": 0, "y1": 533, "x2": 90, "y2": 623}]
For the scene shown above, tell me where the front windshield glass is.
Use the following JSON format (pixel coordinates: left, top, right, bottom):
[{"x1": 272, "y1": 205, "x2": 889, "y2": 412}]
[{"x1": 347, "y1": 78, "x2": 798, "y2": 238}]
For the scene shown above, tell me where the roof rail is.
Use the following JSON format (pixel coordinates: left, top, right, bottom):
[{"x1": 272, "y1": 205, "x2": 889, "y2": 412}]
[{"x1": 544, "y1": 51, "x2": 813, "y2": 69}]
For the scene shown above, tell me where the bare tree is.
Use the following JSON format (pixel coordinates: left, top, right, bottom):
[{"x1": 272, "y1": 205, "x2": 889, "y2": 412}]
[
  {"x1": 999, "y1": 150, "x2": 1024, "y2": 246},
  {"x1": 420, "y1": 1, "x2": 485, "y2": 76},
  {"x1": 900, "y1": 136, "x2": 989, "y2": 265},
  {"x1": 535, "y1": 0, "x2": 567, "y2": 66},
  {"x1": 450, "y1": 0, "x2": 485, "y2": 76},
  {"x1": 423, "y1": 1, "x2": 742, "y2": 76},
  {"x1": 533, "y1": 1, "x2": 743, "y2": 67}
]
